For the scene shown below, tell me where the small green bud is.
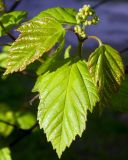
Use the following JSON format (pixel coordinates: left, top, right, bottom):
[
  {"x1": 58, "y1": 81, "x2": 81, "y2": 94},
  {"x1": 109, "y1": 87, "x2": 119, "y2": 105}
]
[
  {"x1": 84, "y1": 12, "x2": 88, "y2": 16},
  {"x1": 84, "y1": 5, "x2": 90, "y2": 11},
  {"x1": 87, "y1": 21, "x2": 92, "y2": 25},
  {"x1": 83, "y1": 4, "x2": 87, "y2": 8},
  {"x1": 76, "y1": 4, "x2": 99, "y2": 26},
  {"x1": 77, "y1": 20, "x2": 81, "y2": 24},
  {"x1": 92, "y1": 19, "x2": 96, "y2": 24},
  {"x1": 81, "y1": 34, "x2": 86, "y2": 38},
  {"x1": 74, "y1": 25, "x2": 86, "y2": 39},
  {"x1": 79, "y1": 8, "x2": 82, "y2": 12},
  {"x1": 78, "y1": 12, "x2": 82, "y2": 16},
  {"x1": 78, "y1": 28, "x2": 81, "y2": 33},
  {"x1": 84, "y1": 21, "x2": 88, "y2": 26},
  {"x1": 82, "y1": 15, "x2": 85, "y2": 19},
  {"x1": 74, "y1": 26, "x2": 78, "y2": 31},
  {"x1": 89, "y1": 12, "x2": 93, "y2": 16}
]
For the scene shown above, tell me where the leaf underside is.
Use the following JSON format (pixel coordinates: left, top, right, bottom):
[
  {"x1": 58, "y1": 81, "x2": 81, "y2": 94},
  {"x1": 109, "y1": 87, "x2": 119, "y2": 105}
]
[
  {"x1": 32, "y1": 7, "x2": 77, "y2": 24},
  {"x1": 33, "y1": 59, "x2": 99, "y2": 158},
  {"x1": 4, "y1": 17, "x2": 65, "y2": 75},
  {"x1": 88, "y1": 44, "x2": 124, "y2": 104}
]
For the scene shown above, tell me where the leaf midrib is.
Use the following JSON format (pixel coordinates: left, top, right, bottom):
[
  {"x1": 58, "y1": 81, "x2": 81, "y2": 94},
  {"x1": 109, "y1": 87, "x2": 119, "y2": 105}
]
[{"x1": 58, "y1": 63, "x2": 72, "y2": 154}]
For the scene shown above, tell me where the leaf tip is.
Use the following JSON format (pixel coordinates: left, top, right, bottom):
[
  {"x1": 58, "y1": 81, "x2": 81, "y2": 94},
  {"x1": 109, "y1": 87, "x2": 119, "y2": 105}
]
[{"x1": 3, "y1": 70, "x2": 9, "y2": 76}]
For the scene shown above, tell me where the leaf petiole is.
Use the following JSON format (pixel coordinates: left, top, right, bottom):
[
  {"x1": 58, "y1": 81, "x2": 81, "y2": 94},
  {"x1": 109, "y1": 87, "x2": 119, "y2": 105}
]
[{"x1": 88, "y1": 36, "x2": 103, "y2": 46}]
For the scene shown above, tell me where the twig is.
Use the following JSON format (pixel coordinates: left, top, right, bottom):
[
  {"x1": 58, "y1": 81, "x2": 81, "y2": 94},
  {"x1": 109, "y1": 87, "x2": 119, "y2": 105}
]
[
  {"x1": 8, "y1": 0, "x2": 22, "y2": 12},
  {"x1": 29, "y1": 94, "x2": 39, "y2": 105},
  {"x1": 9, "y1": 122, "x2": 38, "y2": 147},
  {"x1": 0, "y1": 119, "x2": 18, "y2": 128},
  {"x1": 88, "y1": 36, "x2": 103, "y2": 46},
  {"x1": 78, "y1": 41, "x2": 83, "y2": 58},
  {"x1": 0, "y1": 21, "x2": 16, "y2": 41}
]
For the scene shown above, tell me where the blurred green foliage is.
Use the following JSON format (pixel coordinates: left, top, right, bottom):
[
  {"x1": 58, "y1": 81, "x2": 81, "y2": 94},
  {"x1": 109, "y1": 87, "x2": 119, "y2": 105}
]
[
  {"x1": 0, "y1": 147, "x2": 12, "y2": 160},
  {"x1": 0, "y1": 0, "x2": 5, "y2": 13},
  {"x1": 0, "y1": 103, "x2": 14, "y2": 137},
  {"x1": 0, "y1": 11, "x2": 27, "y2": 37}
]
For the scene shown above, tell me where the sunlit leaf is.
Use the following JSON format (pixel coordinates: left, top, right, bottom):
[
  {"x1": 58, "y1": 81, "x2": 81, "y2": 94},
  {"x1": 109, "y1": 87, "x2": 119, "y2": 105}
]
[
  {"x1": 4, "y1": 17, "x2": 65, "y2": 75},
  {"x1": 64, "y1": 45, "x2": 71, "y2": 59},
  {"x1": 0, "y1": 46, "x2": 10, "y2": 68},
  {"x1": 33, "y1": 58, "x2": 99, "y2": 158},
  {"x1": 37, "y1": 40, "x2": 64, "y2": 75},
  {"x1": 33, "y1": 7, "x2": 77, "y2": 25},
  {"x1": 88, "y1": 44, "x2": 124, "y2": 104},
  {"x1": 0, "y1": 147, "x2": 12, "y2": 160},
  {"x1": 0, "y1": 11, "x2": 27, "y2": 37}
]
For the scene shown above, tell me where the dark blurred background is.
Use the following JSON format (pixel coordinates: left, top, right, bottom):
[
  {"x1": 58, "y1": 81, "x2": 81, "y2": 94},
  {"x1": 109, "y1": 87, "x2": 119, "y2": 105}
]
[{"x1": 0, "y1": 0, "x2": 128, "y2": 160}]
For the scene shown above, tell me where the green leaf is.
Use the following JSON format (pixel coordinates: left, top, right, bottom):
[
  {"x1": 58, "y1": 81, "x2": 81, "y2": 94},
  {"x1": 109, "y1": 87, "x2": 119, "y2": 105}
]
[
  {"x1": 0, "y1": 46, "x2": 10, "y2": 68},
  {"x1": 37, "y1": 40, "x2": 64, "y2": 75},
  {"x1": 110, "y1": 75, "x2": 128, "y2": 112},
  {"x1": 88, "y1": 44, "x2": 124, "y2": 104},
  {"x1": 33, "y1": 59, "x2": 99, "y2": 158},
  {"x1": 0, "y1": 103, "x2": 15, "y2": 137},
  {"x1": 32, "y1": 7, "x2": 77, "y2": 25},
  {"x1": 4, "y1": 17, "x2": 65, "y2": 75},
  {"x1": 0, "y1": 11, "x2": 27, "y2": 37},
  {"x1": 0, "y1": 147, "x2": 12, "y2": 160},
  {"x1": 64, "y1": 45, "x2": 71, "y2": 59},
  {"x1": 0, "y1": 53, "x2": 8, "y2": 68},
  {"x1": 15, "y1": 111, "x2": 36, "y2": 130}
]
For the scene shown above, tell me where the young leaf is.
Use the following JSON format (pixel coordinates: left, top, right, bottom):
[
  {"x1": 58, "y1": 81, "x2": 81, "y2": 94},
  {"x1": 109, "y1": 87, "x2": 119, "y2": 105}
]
[
  {"x1": 4, "y1": 17, "x2": 65, "y2": 75},
  {"x1": 0, "y1": 11, "x2": 27, "y2": 37},
  {"x1": 0, "y1": 45, "x2": 10, "y2": 68},
  {"x1": 0, "y1": 147, "x2": 12, "y2": 160},
  {"x1": 32, "y1": 7, "x2": 77, "y2": 25},
  {"x1": 33, "y1": 59, "x2": 99, "y2": 158},
  {"x1": 64, "y1": 45, "x2": 71, "y2": 59},
  {"x1": 88, "y1": 44, "x2": 124, "y2": 104},
  {"x1": 37, "y1": 40, "x2": 64, "y2": 75}
]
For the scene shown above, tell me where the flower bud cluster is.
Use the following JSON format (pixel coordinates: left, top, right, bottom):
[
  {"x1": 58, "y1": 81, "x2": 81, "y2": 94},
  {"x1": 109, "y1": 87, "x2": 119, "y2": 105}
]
[
  {"x1": 76, "y1": 5, "x2": 99, "y2": 26},
  {"x1": 74, "y1": 25, "x2": 86, "y2": 39}
]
